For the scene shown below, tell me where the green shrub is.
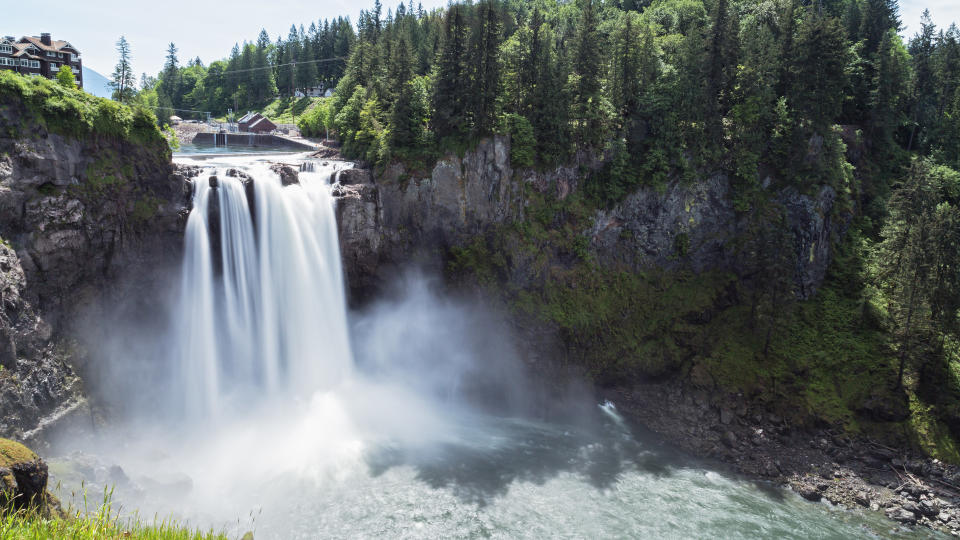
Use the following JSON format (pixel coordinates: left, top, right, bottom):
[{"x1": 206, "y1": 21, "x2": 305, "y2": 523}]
[{"x1": 0, "y1": 71, "x2": 164, "y2": 150}]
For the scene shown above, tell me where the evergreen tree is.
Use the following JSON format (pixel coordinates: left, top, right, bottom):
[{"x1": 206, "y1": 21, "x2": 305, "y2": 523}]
[
  {"x1": 869, "y1": 29, "x2": 911, "y2": 160},
  {"x1": 790, "y1": 11, "x2": 849, "y2": 131},
  {"x1": 433, "y1": 5, "x2": 470, "y2": 140},
  {"x1": 703, "y1": 0, "x2": 738, "y2": 145},
  {"x1": 875, "y1": 160, "x2": 960, "y2": 386},
  {"x1": 468, "y1": 0, "x2": 502, "y2": 135},
  {"x1": 389, "y1": 38, "x2": 425, "y2": 149},
  {"x1": 297, "y1": 31, "x2": 318, "y2": 91},
  {"x1": 571, "y1": 0, "x2": 606, "y2": 151},
  {"x1": 111, "y1": 36, "x2": 135, "y2": 104},
  {"x1": 162, "y1": 42, "x2": 181, "y2": 107},
  {"x1": 253, "y1": 31, "x2": 277, "y2": 102},
  {"x1": 907, "y1": 10, "x2": 938, "y2": 151}
]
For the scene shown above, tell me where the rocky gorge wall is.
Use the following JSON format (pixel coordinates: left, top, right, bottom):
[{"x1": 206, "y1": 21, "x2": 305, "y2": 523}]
[
  {"x1": 334, "y1": 135, "x2": 848, "y2": 303},
  {"x1": 0, "y1": 104, "x2": 188, "y2": 443},
  {"x1": 0, "y1": 115, "x2": 849, "y2": 441}
]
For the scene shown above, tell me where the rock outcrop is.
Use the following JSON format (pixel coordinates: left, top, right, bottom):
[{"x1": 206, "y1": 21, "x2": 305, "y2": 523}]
[{"x1": 589, "y1": 174, "x2": 735, "y2": 274}]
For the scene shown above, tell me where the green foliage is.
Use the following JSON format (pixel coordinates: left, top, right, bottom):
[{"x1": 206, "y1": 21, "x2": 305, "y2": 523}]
[
  {"x1": 55, "y1": 66, "x2": 76, "y2": 89},
  {"x1": 259, "y1": 96, "x2": 319, "y2": 124},
  {"x1": 297, "y1": 98, "x2": 332, "y2": 137},
  {"x1": 0, "y1": 72, "x2": 165, "y2": 150},
  {"x1": 161, "y1": 125, "x2": 180, "y2": 151},
  {"x1": 874, "y1": 159, "x2": 960, "y2": 386}
]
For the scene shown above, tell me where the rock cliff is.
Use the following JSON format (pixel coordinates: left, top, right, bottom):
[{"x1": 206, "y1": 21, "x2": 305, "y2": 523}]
[
  {"x1": 335, "y1": 136, "x2": 848, "y2": 302},
  {"x1": 336, "y1": 136, "x2": 524, "y2": 299},
  {"x1": 0, "y1": 103, "x2": 187, "y2": 442}
]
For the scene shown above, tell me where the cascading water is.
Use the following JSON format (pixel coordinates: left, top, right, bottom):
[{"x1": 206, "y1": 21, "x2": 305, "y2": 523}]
[{"x1": 176, "y1": 160, "x2": 353, "y2": 418}]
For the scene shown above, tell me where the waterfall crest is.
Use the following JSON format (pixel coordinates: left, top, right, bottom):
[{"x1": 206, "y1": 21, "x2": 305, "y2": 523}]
[{"x1": 176, "y1": 161, "x2": 353, "y2": 418}]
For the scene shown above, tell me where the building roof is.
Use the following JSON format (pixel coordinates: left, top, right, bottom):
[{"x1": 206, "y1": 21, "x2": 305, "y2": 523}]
[
  {"x1": 10, "y1": 43, "x2": 41, "y2": 60},
  {"x1": 238, "y1": 112, "x2": 259, "y2": 124},
  {"x1": 249, "y1": 117, "x2": 276, "y2": 129},
  {"x1": 18, "y1": 36, "x2": 78, "y2": 53}
]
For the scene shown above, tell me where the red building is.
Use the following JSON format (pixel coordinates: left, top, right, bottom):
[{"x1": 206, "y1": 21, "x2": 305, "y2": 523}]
[{"x1": 0, "y1": 33, "x2": 83, "y2": 88}]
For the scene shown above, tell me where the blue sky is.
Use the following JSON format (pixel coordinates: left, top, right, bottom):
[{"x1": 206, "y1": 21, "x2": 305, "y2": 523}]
[
  {"x1": 3, "y1": 0, "x2": 450, "y2": 76},
  {"x1": 3, "y1": 0, "x2": 958, "y2": 77}
]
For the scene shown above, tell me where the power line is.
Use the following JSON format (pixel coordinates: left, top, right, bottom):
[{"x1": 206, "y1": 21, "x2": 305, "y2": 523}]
[
  {"x1": 147, "y1": 106, "x2": 211, "y2": 114},
  {"x1": 216, "y1": 55, "x2": 348, "y2": 76}
]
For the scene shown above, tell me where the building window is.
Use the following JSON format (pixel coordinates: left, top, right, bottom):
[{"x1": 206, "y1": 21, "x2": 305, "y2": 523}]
[
  {"x1": 71, "y1": 54, "x2": 78, "y2": 62},
  {"x1": 50, "y1": 63, "x2": 59, "y2": 71},
  {"x1": 0, "y1": 45, "x2": 11, "y2": 54},
  {"x1": 46, "y1": 51, "x2": 56, "y2": 57}
]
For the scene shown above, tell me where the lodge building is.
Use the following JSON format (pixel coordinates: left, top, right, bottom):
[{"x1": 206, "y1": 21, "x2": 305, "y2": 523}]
[{"x1": 0, "y1": 33, "x2": 82, "y2": 88}]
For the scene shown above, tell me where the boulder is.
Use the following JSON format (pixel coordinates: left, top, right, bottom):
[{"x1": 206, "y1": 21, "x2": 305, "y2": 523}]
[
  {"x1": 270, "y1": 163, "x2": 299, "y2": 186},
  {"x1": 886, "y1": 507, "x2": 918, "y2": 524},
  {"x1": 336, "y1": 168, "x2": 373, "y2": 186},
  {"x1": 796, "y1": 483, "x2": 822, "y2": 502},
  {"x1": 901, "y1": 500, "x2": 921, "y2": 515},
  {"x1": 0, "y1": 438, "x2": 60, "y2": 516},
  {"x1": 919, "y1": 499, "x2": 940, "y2": 517}
]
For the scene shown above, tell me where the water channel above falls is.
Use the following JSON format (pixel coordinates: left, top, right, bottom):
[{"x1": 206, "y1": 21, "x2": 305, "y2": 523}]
[{"x1": 49, "y1": 154, "x2": 939, "y2": 539}]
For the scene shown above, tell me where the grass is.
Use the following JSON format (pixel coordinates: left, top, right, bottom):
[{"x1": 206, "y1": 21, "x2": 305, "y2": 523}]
[
  {"x1": 0, "y1": 487, "x2": 230, "y2": 540},
  {"x1": 0, "y1": 439, "x2": 232, "y2": 540}
]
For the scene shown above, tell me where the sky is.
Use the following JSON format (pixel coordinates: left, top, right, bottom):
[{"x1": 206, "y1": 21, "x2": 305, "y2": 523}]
[
  {"x1": 3, "y1": 0, "x2": 959, "y2": 77},
  {"x1": 900, "y1": 0, "x2": 960, "y2": 37},
  {"x1": 2, "y1": 0, "x2": 449, "y2": 77}
]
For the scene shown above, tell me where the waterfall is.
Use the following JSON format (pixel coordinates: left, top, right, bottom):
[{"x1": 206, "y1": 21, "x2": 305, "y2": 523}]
[{"x1": 175, "y1": 160, "x2": 353, "y2": 418}]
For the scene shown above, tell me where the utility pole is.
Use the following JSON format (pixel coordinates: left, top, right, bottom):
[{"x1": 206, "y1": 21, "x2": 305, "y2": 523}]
[{"x1": 290, "y1": 60, "x2": 295, "y2": 98}]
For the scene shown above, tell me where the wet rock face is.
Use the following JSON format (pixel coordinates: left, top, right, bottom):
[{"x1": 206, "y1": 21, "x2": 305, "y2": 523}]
[
  {"x1": 0, "y1": 240, "x2": 81, "y2": 441},
  {"x1": 777, "y1": 185, "x2": 847, "y2": 299},
  {"x1": 0, "y1": 134, "x2": 185, "y2": 329}
]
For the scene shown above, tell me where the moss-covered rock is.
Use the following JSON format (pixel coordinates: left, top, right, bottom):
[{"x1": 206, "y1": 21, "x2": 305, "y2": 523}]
[{"x1": 0, "y1": 438, "x2": 62, "y2": 517}]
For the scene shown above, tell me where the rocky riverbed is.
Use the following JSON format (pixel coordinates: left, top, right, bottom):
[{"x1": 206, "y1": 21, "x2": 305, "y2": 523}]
[{"x1": 609, "y1": 383, "x2": 960, "y2": 536}]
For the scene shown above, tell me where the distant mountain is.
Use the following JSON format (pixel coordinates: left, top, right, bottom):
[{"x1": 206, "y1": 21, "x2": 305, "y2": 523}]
[{"x1": 82, "y1": 66, "x2": 112, "y2": 99}]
